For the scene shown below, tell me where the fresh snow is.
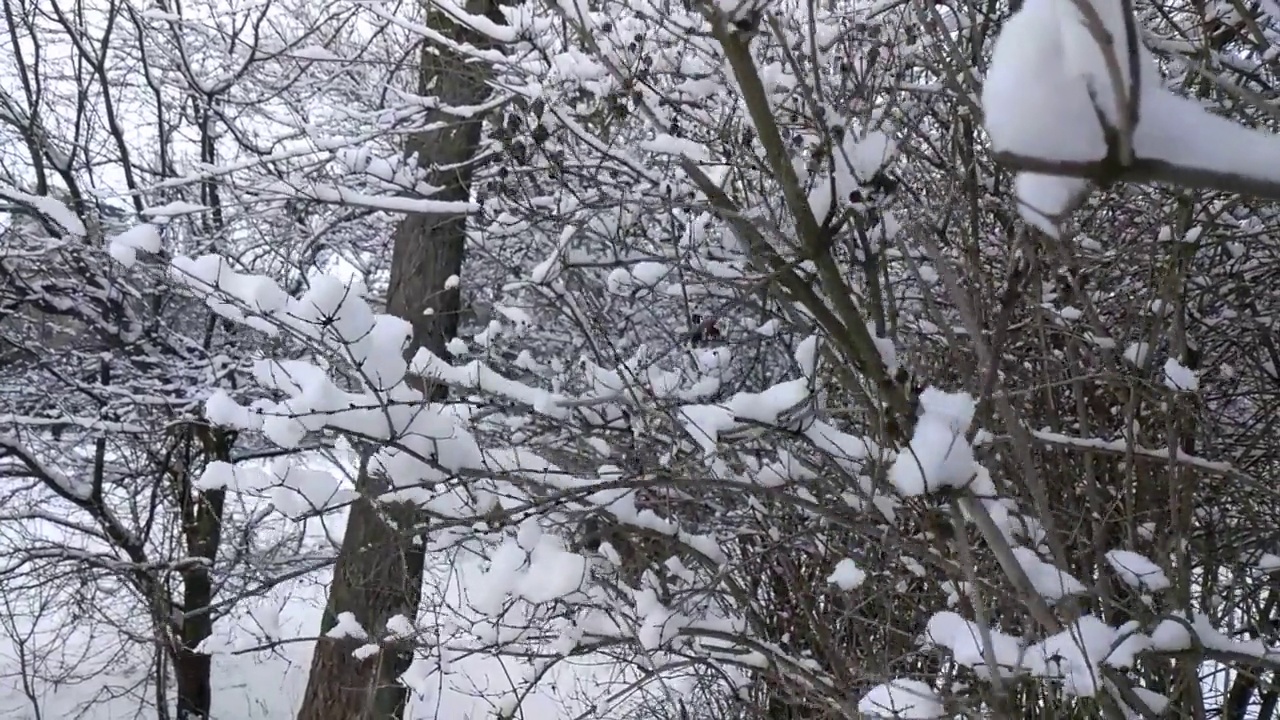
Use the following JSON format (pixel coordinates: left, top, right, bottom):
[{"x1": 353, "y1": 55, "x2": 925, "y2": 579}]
[
  {"x1": 10, "y1": 1, "x2": 1279, "y2": 717},
  {"x1": 1163, "y1": 358, "x2": 1199, "y2": 392},
  {"x1": 141, "y1": 200, "x2": 210, "y2": 217},
  {"x1": 107, "y1": 223, "x2": 163, "y2": 267},
  {"x1": 890, "y1": 388, "x2": 977, "y2": 495},
  {"x1": 982, "y1": 0, "x2": 1109, "y2": 161},
  {"x1": 326, "y1": 611, "x2": 369, "y2": 640},
  {"x1": 1105, "y1": 550, "x2": 1171, "y2": 591},
  {"x1": 1023, "y1": 615, "x2": 1120, "y2": 696},
  {"x1": 1010, "y1": 546, "x2": 1088, "y2": 603},
  {"x1": 982, "y1": 0, "x2": 1280, "y2": 231},
  {"x1": 857, "y1": 679, "x2": 945, "y2": 718},
  {"x1": 0, "y1": 186, "x2": 87, "y2": 236},
  {"x1": 925, "y1": 611, "x2": 1022, "y2": 675},
  {"x1": 828, "y1": 558, "x2": 867, "y2": 590},
  {"x1": 1123, "y1": 342, "x2": 1150, "y2": 366},
  {"x1": 0, "y1": 541, "x2": 601, "y2": 719}
]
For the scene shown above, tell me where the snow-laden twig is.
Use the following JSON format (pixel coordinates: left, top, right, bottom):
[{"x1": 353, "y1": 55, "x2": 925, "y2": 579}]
[{"x1": 983, "y1": 0, "x2": 1280, "y2": 234}]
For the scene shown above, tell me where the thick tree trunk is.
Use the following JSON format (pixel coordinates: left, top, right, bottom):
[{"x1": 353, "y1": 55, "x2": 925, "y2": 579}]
[
  {"x1": 295, "y1": 3, "x2": 504, "y2": 719},
  {"x1": 173, "y1": 648, "x2": 212, "y2": 720}
]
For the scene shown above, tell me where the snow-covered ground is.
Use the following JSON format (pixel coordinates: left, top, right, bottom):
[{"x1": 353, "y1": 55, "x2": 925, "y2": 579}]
[
  {"x1": 0, "y1": 579, "x2": 578, "y2": 719},
  {"x1": 0, "y1": 488, "x2": 603, "y2": 720}
]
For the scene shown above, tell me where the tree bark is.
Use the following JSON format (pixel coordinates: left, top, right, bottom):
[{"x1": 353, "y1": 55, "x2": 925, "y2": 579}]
[
  {"x1": 173, "y1": 427, "x2": 232, "y2": 720},
  {"x1": 295, "y1": 3, "x2": 505, "y2": 718}
]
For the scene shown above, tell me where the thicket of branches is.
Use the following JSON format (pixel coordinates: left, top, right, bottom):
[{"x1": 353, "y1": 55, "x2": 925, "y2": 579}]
[{"x1": 3, "y1": 0, "x2": 1280, "y2": 719}]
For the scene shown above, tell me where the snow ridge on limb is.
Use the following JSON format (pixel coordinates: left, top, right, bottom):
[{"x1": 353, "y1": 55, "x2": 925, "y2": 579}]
[{"x1": 983, "y1": 0, "x2": 1280, "y2": 235}]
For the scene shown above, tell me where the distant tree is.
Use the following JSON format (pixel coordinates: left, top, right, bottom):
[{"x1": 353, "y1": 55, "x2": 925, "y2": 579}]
[{"x1": 0, "y1": 1, "x2": 391, "y2": 717}]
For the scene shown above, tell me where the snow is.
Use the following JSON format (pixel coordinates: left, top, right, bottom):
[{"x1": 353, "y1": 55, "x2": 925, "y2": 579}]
[
  {"x1": 0, "y1": 435, "x2": 92, "y2": 500},
  {"x1": 107, "y1": 223, "x2": 163, "y2": 267},
  {"x1": 1135, "y1": 83, "x2": 1280, "y2": 197},
  {"x1": 1144, "y1": 612, "x2": 1280, "y2": 660},
  {"x1": 465, "y1": 530, "x2": 588, "y2": 613},
  {"x1": 1058, "y1": 305, "x2": 1082, "y2": 321},
  {"x1": 1149, "y1": 618, "x2": 1192, "y2": 651},
  {"x1": 1057, "y1": 0, "x2": 1138, "y2": 128},
  {"x1": 291, "y1": 44, "x2": 344, "y2": 61},
  {"x1": 1011, "y1": 546, "x2": 1087, "y2": 603},
  {"x1": 429, "y1": 0, "x2": 518, "y2": 42},
  {"x1": 171, "y1": 254, "x2": 290, "y2": 315},
  {"x1": 874, "y1": 210, "x2": 901, "y2": 240},
  {"x1": 924, "y1": 611, "x2": 1022, "y2": 674},
  {"x1": 868, "y1": 322, "x2": 898, "y2": 374},
  {"x1": 1123, "y1": 342, "x2": 1150, "y2": 366},
  {"x1": 1129, "y1": 687, "x2": 1170, "y2": 715},
  {"x1": 629, "y1": 261, "x2": 668, "y2": 287},
  {"x1": 325, "y1": 611, "x2": 369, "y2": 641},
  {"x1": 517, "y1": 544, "x2": 587, "y2": 603},
  {"x1": 640, "y1": 134, "x2": 711, "y2": 162},
  {"x1": 981, "y1": 0, "x2": 1108, "y2": 165},
  {"x1": 890, "y1": 388, "x2": 977, "y2": 496},
  {"x1": 352, "y1": 644, "x2": 381, "y2": 660},
  {"x1": 606, "y1": 262, "x2": 673, "y2": 294},
  {"x1": 677, "y1": 405, "x2": 736, "y2": 453},
  {"x1": 795, "y1": 335, "x2": 819, "y2": 378},
  {"x1": 857, "y1": 679, "x2": 945, "y2": 718},
  {"x1": 827, "y1": 558, "x2": 867, "y2": 590},
  {"x1": 195, "y1": 460, "x2": 264, "y2": 492},
  {"x1": 1105, "y1": 550, "x2": 1171, "y2": 591},
  {"x1": 982, "y1": 0, "x2": 1280, "y2": 230},
  {"x1": 0, "y1": 186, "x2": 86, "y2": 236},
  {"x1": 1144, "y1": 612, "x2": 1278, "y2": 661},
  {"x1": 196, "y1": 460, "x2": 357, "y2": 519},
  {"x1": 1108, "y1": 628, "x2": 1152, "y2": 671},
  {"x1": 832, "y1": 129, "x2": 898, "y2": 206},
  {"x1": 1029, "y1": 427, "x2": 1233, "y2": 474},
  {"x1": 849, "y1": 130, "x2": 897, "y2": 181},
  {"x1": 1023, "y1": 615, "x2": 1118, "y2": 696},
  {"x1": 0, "y1": 484, "x2": 614, "y2": 717},
  {"x1": 1015, "y1": 173, "x2": 1090, "y2": 236},
  {"x1": 411, "y1": 348, "x2": 568, "y2": 420},
  {"x1": 0, "y1": 556, "x2": 599, "y2": 719},
  {"x1": 1163, "y1": 358, "x2": 1199, "y2": 392},
  {"x1": 206, "y1": 391, "x2": 262, "y2": 429},
  {"x1": 807, "y1": 177, "x2": 834, "y2": 222},
  {"x1": 141, "y1": 200, "x2": 210, "y2": 217},
  {"x1": 15, "y1": 4, "x2": 1280, "y2": 716},
  {"x1": 676, "y1": 378, "x2": 811, "y2": 452},
  {"x1": 1258, "y1": 553, "x2": 1280, "y2": 572},
  {"x1": 139, "y1": 8, "x2": 182, "y2": 20},
  {"x1": 384, "y1": 614, "x2": 416, "y2": 641},
  {"x1": 290, "y1": 182, "x2": 477, "y2": 214},
  {"x1": 753, "y1": 319, "x2": 778, "y2": 336}
]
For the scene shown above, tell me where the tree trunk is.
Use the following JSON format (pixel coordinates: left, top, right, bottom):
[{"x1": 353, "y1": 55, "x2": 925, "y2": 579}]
[
  {"x1": 295, "y1": 3, "x2": 505, "y2": 718},
  {"x1": 173, "y1": 426, "x2": 232, "y2": 720}
]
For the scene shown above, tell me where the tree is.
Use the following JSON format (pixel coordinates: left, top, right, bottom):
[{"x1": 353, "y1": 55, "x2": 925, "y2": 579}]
[
  {"x1": 16, "y1": 0, "x2": 1280, "y2": 717},
  {"x1": 0, "y1": 1, "x2": 388, "y2": 716},
  {"x1": 294, "y1": 1, "x2": 509, "y2": 718}
]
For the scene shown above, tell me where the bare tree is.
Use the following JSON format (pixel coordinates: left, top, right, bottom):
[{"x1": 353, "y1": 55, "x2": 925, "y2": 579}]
[
  {"x1": 294, "y1": 1, "x2": 509, "y2": 718},
  {"x1": 1, "y1": 1, "x2": 383, "y2": 717}
]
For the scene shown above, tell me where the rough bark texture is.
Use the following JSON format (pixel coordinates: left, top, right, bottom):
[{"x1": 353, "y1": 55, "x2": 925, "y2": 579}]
[
  {"x1": 174, "y1": 427, "x2": 231, "y2": 720},
  {"x1": 295, "y1": 3, "x2": 504, "y2": 719}
]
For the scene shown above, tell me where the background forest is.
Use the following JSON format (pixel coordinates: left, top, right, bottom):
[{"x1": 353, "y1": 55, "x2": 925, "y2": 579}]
[{"x1": 3, "y1": 0, "x2": 1280, "y2": 718}]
